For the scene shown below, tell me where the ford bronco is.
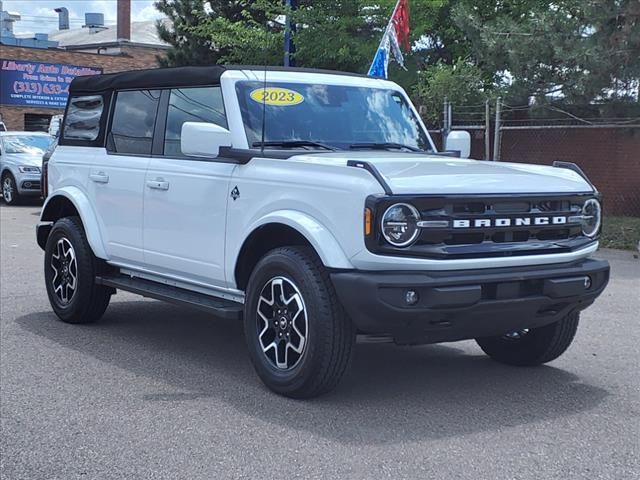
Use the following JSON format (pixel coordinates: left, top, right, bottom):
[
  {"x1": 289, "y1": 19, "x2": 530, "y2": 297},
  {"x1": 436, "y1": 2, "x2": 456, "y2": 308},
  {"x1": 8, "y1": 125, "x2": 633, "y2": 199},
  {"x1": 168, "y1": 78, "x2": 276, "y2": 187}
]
[{"x1": 36, "y1": 66, "x2": 609, "y2": 398}]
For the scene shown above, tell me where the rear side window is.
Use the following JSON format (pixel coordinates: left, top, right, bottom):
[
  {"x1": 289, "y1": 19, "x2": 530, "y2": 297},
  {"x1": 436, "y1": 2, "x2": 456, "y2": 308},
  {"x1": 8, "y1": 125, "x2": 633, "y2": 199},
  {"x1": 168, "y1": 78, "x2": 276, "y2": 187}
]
[
  {"x1": 164, "y1": 87, "x2": 227, "y2": 157},
  {"x1": 109, "y1": 90, "x2": 161, "y2": 155},
  {"x1": 63, "y1": 95, "x2": 104, "y2": 141}
]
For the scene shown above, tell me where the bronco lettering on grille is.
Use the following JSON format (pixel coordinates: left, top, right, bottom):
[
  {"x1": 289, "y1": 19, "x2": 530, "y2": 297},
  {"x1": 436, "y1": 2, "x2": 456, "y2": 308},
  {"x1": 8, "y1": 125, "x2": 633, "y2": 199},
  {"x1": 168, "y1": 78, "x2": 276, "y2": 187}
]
[{"x1": 452, "y1": 216, "x2": 568, "y2": 228}]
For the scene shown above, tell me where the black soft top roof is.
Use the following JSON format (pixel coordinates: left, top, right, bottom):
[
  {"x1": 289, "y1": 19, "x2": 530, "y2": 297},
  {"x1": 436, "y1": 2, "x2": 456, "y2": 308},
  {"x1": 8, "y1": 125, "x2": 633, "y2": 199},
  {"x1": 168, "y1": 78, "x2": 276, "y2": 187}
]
[{"x1": 69, "y1": 65, "x2": 369, "y2": 95}]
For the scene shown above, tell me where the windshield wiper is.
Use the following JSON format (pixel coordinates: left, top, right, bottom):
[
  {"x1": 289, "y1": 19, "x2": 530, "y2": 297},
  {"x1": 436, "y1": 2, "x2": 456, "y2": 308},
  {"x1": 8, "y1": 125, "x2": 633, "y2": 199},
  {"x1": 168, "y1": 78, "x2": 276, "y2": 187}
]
[
  {"x1": 252, "y1": 140, "x2": 335, "y2": 151},
  {"x1": 349, "y1": 142, "x2": 421, "y2": 152}
]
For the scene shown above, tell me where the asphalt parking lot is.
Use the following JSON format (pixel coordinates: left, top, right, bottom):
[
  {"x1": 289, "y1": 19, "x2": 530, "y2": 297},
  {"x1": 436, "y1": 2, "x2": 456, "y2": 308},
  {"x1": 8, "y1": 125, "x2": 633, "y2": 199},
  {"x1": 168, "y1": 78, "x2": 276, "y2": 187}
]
[{"x1": 1, "y1": 202, "x2": 639, "y2": 479}]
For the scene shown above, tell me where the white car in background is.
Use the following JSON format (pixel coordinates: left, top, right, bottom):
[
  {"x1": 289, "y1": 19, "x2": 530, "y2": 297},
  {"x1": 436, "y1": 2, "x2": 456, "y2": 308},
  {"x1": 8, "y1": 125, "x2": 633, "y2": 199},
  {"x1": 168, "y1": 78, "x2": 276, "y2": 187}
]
[{"x1": 1, "y1": 131, "x2": 54, "y2": 205}]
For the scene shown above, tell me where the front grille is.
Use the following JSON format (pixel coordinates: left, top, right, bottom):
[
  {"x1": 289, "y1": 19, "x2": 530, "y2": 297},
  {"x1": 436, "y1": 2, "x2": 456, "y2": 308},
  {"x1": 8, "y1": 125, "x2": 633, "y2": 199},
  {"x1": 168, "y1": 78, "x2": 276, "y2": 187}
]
[
  {"x1": 367, "y1": 194, "x2": 597, "y2": 259},
  {"x1": 416, "y1": 197, "x2": 583, "y2": 246}
]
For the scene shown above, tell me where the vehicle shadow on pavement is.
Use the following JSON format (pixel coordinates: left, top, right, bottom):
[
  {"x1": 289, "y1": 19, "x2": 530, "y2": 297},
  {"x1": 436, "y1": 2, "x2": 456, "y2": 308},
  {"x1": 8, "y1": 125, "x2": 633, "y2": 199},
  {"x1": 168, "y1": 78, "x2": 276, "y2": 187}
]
[
  {"x1": 0, "y1": 198, "x2": 43, "y2": 208},
  {"x1": 16, "y1": 299, "x2": 609, "y2": 445}
]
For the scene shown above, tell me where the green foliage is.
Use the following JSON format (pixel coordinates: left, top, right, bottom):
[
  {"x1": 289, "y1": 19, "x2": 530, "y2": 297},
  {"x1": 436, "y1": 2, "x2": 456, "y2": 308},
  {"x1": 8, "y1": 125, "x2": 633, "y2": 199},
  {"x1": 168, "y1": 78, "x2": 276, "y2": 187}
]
[
  {"x1": 188, "y1": 0, "x2": 283, "y2": 66},
  {"x1": 154, "y1": 0, "x2": 276, "y2": 66},
  {"x1": 170, "y1": 0, "x2": 457, "y2": 74},
  {"x1": 601, "y1": 216, "x2": 640, "y2": 251},
  {"x1": 413, "y1": 59, "x2": 489, "y2": 126},
  {"x1": 186, "y1": 0, "x2": 388, "y2": 73},
  {"x1": 154, "y1": 0, "x2": 213, "y2": 66},
  {"x1": 156, "y1": 0, "x2": 639, "y2": 110},
  {"x1": 451, "y1": 0, "x2": 640, "y2": 105}
]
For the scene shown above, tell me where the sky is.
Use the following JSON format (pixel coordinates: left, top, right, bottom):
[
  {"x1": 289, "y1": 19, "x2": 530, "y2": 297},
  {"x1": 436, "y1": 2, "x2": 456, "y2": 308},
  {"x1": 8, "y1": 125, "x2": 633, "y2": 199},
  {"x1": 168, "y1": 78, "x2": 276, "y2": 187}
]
[{"x1": 3, "y1": 0, "x2": 165, "y2": 35}]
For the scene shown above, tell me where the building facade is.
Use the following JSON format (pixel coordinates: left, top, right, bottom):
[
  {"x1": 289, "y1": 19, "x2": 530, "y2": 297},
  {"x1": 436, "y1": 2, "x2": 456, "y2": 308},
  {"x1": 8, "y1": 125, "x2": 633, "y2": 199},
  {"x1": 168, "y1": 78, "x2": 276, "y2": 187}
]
[{"x1": 0, "y1": 0, "x2": 167, "y2": 131}]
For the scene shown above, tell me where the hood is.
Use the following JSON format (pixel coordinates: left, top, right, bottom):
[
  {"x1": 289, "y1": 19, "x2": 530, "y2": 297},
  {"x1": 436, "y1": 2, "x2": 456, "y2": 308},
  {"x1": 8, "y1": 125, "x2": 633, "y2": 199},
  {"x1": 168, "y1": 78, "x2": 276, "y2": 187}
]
[
  {"x1": 290, "y1": 152, "x2": 593, "y2": 195},
  {"x1": 2, "y1": 152, "x2": 43, "y2": 168}
]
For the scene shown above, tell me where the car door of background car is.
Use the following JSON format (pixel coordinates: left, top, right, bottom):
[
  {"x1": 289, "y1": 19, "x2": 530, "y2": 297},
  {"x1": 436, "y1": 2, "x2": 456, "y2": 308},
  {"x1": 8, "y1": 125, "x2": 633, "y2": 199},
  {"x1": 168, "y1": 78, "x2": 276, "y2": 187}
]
[
  {"x1": 142, "y1": 86, "x2": 235, "y2": 289},
  {"x1": 85, "y1": 90, "x2": 158, "y2": 265}
]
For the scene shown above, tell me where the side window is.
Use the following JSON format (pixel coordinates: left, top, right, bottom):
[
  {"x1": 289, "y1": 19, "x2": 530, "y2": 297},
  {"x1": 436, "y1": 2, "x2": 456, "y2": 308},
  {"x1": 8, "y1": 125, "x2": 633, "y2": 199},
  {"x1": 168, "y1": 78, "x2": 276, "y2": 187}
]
[
  {"x1": 164, "y1": 87, "x2": 227, "y2": 157},
  {"x1": 109, "y1": 90, "x2": 161, "y2": 155},
  {"x1": 63, "y1": 95, "x2": 104, "y2": 141}
]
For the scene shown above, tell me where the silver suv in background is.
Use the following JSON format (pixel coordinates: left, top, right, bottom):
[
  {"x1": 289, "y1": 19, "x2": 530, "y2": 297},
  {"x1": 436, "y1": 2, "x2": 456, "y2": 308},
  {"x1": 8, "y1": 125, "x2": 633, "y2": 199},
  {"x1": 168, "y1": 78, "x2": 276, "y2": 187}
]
[{"x1": 1, "y1": 131, "x2": 54, "y2": 205}]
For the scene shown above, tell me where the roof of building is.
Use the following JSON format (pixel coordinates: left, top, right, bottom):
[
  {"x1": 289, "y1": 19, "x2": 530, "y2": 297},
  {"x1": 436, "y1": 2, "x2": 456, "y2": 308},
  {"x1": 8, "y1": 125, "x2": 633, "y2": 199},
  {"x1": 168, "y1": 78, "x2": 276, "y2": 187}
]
[
  {"x1": 48, "y1": 20, "x2": 168, "y2": 48},
  {"x1": 69, "y1": 65, "x2": 369, "y2": 94}
]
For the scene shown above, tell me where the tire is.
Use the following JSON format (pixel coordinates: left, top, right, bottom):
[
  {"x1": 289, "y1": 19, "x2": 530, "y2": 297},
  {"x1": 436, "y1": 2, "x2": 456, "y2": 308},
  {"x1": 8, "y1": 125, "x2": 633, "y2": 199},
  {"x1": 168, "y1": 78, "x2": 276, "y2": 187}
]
[
  {"x1": 243, "y1": 246, "x2": 355, "y2": 398},
  {"x1": 475, "y1": 312, "x2": 580, "y2": 366},
  {"x1": 2, "y1": 172, "x2": 20, "y2": 205},
  {"x1": 44, "y1": 216, "x2": 112, "y2": 324}
]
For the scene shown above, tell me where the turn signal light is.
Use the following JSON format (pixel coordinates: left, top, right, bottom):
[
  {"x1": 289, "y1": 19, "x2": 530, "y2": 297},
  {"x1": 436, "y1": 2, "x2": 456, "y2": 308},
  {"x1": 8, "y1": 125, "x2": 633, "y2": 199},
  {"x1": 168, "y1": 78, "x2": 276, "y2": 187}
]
[{"x1": 364, "y1": 208, "x2": 372, "y2": 236}]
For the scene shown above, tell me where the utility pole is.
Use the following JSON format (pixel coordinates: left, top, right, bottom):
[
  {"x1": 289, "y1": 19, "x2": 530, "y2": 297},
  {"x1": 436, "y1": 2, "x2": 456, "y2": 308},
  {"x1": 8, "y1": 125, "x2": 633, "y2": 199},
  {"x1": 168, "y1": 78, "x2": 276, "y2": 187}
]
[
  {"x1": 284, "y1": 0, "x2": 296, "y2": 67},
  {"x1": 485, "y1": 99, "x2": 491, "y2": 161},
  {"x1": 493, "y1": 97, "x2": 502, "y2": 161}
]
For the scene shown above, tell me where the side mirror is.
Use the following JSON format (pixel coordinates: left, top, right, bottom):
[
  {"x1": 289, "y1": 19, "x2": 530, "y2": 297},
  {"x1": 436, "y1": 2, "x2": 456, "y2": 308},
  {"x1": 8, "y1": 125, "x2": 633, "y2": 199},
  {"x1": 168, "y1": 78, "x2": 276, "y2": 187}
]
[
  {"x1": 181, "y1": 122, "x2": 232, "y2": 158},
  {"x1": 444, "y1": 130, "x2": 471, "y2": 159}
]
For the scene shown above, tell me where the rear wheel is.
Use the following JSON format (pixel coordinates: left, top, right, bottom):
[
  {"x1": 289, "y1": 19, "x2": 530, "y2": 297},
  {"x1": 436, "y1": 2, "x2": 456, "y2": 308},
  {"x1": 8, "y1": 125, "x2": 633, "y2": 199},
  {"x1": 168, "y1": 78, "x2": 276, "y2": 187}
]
[
  {"x1": 2, "y1": 172, "x2": 20, "y2": 205},
  {"x1": 476, "y1": 312, "x2": 580, "y2": 366},
  {"x1": 44, "y1": 216, "x2": 112, "y2": 324},
  {"x1": 244, "y1": 246, "x2": 355, "y2": 398}
]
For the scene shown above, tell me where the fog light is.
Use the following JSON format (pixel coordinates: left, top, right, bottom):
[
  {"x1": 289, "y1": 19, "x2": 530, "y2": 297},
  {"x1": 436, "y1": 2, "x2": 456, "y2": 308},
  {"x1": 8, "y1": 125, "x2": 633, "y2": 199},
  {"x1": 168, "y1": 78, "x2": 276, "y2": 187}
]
[
  {"x1": 584, "y1": 276, "x2": 592, "y2": 289},
  {"x1": 405, "y1": 290, "x2": 419, "y2": 305}
]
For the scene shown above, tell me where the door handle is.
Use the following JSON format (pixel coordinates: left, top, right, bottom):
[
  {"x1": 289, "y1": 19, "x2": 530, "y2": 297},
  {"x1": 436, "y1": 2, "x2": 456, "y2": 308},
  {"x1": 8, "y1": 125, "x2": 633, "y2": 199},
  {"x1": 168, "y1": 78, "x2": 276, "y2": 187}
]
[
  {"x1": 89, "y1": 172, "x2": 109, "y2": 183},
  {"x1": 146, "y1": 179, "x2": 170, "y2": 191}
]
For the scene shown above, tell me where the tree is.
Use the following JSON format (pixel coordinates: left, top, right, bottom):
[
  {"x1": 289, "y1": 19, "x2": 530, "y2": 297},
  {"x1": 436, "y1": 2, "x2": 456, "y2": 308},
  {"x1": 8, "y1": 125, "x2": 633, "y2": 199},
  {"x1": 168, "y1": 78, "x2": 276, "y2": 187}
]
[
  {"x1": 187, "y1": 0, "x2": 388, "y2": 73},
  {"x1": 413, "y1": 58, "x2": 489, "y2": 125},
  {"x1": 154, "y1": 0, "x2": 275, "y2": 66},
  {"x1": 155, "y1": 0, "x2": 212, "y2": 66},
  {"x1": 156, "y1": 0, "x2": 639, "y2": 108},
  {"x1": 451, "y1": 0, "x2": 640, "y2": 104},
  {"x1": 156, "y1": 0, "x2": 468, "y2": 77}
]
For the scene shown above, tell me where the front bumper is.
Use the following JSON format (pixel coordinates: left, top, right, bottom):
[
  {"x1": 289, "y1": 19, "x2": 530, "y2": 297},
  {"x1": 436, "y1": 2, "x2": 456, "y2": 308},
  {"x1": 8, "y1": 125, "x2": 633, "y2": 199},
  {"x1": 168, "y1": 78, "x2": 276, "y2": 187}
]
[
  {"x1": 331, "y1": 257, "x2": 609, "y2": 345},
  {"x1": 16, "y1": 173, "x2": 41, "y2": 195}
]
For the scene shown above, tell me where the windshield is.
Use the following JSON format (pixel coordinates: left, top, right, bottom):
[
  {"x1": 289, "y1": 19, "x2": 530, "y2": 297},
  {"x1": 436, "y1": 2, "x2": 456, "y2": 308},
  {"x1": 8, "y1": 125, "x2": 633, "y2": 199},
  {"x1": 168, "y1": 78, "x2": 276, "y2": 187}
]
[
  {"x1": 2, "y1": 135, "x2": 54, "y2": 155},
  {"x1": 236, "y1": 81, "x2": 432, "y2": 151}
]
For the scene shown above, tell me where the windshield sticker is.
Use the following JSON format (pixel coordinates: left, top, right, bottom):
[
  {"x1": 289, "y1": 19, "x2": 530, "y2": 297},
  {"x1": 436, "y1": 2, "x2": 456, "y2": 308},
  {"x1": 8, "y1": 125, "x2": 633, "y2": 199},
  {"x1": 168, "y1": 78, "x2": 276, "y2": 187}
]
[{"x1": 250, "y1": 87, "x2": 304, "y2": 106}]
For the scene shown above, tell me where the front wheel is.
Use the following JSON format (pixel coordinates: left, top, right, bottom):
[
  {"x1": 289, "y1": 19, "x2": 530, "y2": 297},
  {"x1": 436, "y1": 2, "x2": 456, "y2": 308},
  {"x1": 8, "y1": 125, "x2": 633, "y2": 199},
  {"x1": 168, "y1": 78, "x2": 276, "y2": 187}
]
[
  {"x1": 244, "y1": 246, "x2": 355, "y2": 398},
  {"x1": 44, "y1": 216, "x2": 112, "y2": 324},
  {"x1": 2, "y1": 172, "x2": 20, "y2": 205},
  {"x1": 476, "y1": 312, "x2": 580, "y2": 366}
]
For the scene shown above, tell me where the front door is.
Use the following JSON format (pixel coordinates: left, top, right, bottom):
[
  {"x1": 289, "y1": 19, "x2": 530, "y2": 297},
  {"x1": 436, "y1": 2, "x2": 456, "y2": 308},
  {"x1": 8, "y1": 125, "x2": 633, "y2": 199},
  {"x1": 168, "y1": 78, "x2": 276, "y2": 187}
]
[{"x1": 142, "y1": 86, "x2": 234, "y2": 289}]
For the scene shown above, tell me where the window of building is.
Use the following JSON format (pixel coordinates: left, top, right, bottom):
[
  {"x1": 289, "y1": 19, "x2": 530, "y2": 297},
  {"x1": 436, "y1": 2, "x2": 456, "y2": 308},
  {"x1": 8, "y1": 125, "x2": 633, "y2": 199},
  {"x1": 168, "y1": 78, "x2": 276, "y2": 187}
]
[
  {"x1": 63, "y1": 95, "x2": 104, "y2": 141},
  {"x1": 164, "y1": 87, "x2": 227, "y2": 157},
  {"x1": 109, "y1": 90, "x2": 161, "y2": 155},
  {"x1": 25, "y1": 113, "x2": 53, "y2": 132}
]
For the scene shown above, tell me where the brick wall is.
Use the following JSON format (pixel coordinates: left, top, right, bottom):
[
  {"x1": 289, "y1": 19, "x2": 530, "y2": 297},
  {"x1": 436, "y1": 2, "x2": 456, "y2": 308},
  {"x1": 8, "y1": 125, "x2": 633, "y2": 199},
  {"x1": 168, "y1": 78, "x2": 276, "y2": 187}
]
[
  {"x1": 430, "y1": 127, "x2": 640, "y2": 217},
  {"x1": 500, "y1": 128, "x2": 640, "y2": 217},
  {"x1": 0, "y1": 44, "x2": 164, "y2": 130}
]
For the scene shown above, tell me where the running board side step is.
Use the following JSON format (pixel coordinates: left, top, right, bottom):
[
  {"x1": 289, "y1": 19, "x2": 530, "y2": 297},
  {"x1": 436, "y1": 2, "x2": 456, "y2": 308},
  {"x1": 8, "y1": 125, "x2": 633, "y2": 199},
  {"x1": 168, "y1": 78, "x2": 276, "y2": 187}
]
[{"x1": 96, "y1": 274, "x2": 243, "y2": 320}]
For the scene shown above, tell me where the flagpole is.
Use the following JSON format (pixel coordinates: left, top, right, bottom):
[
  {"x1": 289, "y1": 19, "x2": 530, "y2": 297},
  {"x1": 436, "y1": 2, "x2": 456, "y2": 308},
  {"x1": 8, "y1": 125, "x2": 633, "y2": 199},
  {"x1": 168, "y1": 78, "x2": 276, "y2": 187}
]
[
  {"x1": 372, "y1": 0, "x2": 401, "y2": 56},
  {"x1": 368, "y1": 0, "x2": 403, "y2": 76}
]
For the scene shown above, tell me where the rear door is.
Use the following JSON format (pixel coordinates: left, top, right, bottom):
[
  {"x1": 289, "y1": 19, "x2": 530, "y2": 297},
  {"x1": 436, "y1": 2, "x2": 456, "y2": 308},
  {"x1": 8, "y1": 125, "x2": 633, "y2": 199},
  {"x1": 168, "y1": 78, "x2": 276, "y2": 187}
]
[
  {"x1": 86, "y1": 89, "x2": 160, "y2": 264},
  {"x1": 142, "y1": 86, "x2": 235, "y2": 288}
]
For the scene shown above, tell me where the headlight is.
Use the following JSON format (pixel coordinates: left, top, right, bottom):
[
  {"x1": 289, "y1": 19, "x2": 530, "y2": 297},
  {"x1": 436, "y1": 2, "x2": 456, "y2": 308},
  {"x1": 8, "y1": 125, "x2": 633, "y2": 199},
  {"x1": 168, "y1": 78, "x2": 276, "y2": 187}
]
[
  {"x1": 581, "y1": 198, "x2": 601, "y2": 238},
  {"x1": 18, "y1": 166, "x2": 41, "y2": 173},
  {"x1": 381, "y1": 203, "x2": 420, "y2": 247}
]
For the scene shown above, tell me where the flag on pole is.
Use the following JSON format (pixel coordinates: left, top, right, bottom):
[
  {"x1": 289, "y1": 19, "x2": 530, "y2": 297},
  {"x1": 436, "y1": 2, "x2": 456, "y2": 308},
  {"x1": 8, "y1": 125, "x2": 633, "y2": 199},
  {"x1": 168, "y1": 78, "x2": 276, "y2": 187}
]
[{"x1": 368, "y1": 0, "x2": 410, "y2": 78}]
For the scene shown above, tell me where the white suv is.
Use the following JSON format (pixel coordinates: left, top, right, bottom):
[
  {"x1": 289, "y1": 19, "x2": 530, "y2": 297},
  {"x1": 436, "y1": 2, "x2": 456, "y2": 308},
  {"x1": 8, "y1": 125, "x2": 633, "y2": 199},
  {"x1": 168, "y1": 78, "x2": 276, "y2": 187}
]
[{"x1": 37, "y1": 66, "x2": 609, "y2": 398}]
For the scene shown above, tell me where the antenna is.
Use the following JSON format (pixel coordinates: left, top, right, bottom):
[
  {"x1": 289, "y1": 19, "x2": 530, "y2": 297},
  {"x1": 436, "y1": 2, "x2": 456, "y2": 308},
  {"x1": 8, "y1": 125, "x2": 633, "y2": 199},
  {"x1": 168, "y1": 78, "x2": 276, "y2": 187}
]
[
  {"x1": 260, "y1": 66, "x2": 267, "y2": 155},
  {"x1": 258, "y1": 2, "x2": 274, "y2": 155}
]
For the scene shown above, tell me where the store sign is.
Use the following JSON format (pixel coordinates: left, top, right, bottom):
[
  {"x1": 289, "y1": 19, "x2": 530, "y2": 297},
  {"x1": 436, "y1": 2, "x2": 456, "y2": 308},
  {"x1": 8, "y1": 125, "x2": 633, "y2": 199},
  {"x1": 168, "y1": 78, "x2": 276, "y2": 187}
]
[{"x1": 0, "y1": 59, "x2": 102, "y2": 108}]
